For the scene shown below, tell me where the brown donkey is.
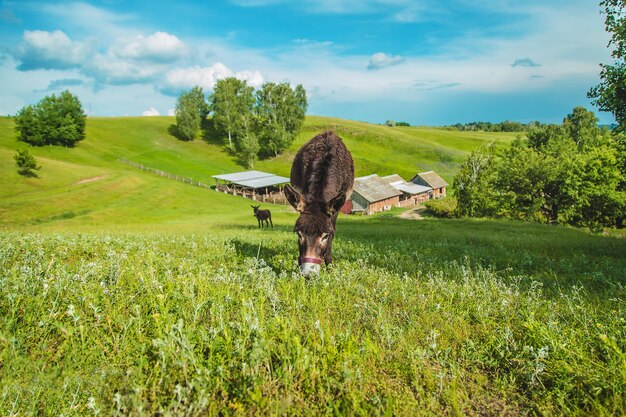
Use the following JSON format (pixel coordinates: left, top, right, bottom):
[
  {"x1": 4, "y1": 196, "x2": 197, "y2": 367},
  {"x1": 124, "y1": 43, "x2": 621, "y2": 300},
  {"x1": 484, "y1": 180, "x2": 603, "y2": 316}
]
[
  {"x1": 251, "y1": 205, "x2": 273, "y2": 228},
  {"x1": 284, "y1": 131, "x2": 354, "y2": 276}
]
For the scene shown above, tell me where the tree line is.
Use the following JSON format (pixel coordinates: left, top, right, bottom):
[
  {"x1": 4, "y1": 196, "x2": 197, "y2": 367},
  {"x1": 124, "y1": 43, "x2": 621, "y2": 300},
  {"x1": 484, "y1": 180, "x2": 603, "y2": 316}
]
[
  {"x1": 453, "y1": 107, "x2": 625, "y2": 229},
  {"x1": 450, "y1": 0, "x2": 626, "y2": 230},
  {"x1": 174, "y1": 79, "x2": 307, "y2": 168},
  {"x1": 447, "y1": 121, "x2": 541, "y2": 132}
]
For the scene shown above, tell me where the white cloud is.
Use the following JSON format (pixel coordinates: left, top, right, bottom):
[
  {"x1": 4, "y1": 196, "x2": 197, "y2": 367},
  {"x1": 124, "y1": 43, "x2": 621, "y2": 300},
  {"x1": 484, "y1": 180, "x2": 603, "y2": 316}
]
[
  {"x1": 162, "y1": 63, "x2": 264, "y2": 94},
  {"x1": 167, "y1": 108, "x2": 176, "y2": 116},
  {"x1": 367, "y1": 52, "x2": 404, "y2": 70},
  {"x1": 142, "y1": 107, "x2": 160, "y2": 116},
  {"x1": 78, "y1": 31, "x2": 188, "y2": 85},
  {"x1": 115, "y1": 32, "x2": 187, "y2": 62},
  {"x1": 16, "y1": 30, "x2": 91, "y2": 70},
  {"x1": 165, "y1": 63, "x2": 233, "y2": 91},
  {"x1": 234, "y1": 70, "x2": 265, "y2": 88},
  {"x1": 85, "y1": 52, "x2": 161, "y2": 85}
]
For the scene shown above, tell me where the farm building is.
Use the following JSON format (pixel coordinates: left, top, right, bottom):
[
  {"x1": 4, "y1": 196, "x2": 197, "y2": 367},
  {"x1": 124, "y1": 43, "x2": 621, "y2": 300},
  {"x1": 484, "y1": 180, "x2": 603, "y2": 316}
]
[
  {"x1": 382, "y1": 174, "x2": 432, "y2": 207},
  {"x1": 350, "y1": 174, "x2": 402, "y2": 215},
  {"x1": 212, "y1": 170, "x2": 290, "y2": 203},
  {"x1": 410, "y1": 171, "x2": 448, "y2": 199}
]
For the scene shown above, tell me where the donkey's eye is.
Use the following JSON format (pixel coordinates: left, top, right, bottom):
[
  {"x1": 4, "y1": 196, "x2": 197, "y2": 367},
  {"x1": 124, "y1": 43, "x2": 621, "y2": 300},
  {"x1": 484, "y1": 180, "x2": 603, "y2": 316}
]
[{"x1": 320, "y1": 233, "x2": 330, "y2": 242}]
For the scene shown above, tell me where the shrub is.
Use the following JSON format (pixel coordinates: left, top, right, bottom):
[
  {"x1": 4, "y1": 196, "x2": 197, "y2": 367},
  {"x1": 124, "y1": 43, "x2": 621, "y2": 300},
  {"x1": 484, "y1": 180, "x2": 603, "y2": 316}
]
[
  {"x1": 15, "y1": 90, "x2": 86, "y2": 147},
  {"x1": 424, "y1": 197, "x2": 458, "y2": 218},
  {"x1": 14, "y1": 149, "x2": 40, "y2": 177}
]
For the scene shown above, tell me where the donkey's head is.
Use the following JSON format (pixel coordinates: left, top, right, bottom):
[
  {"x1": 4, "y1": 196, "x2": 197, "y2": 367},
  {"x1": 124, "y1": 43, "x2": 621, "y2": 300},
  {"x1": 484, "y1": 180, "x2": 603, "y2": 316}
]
[
  {"x1": 285, "y1": 185, "x2": 346, "y2": 276},
  {"x1": 251, "y1": 205, "x2": 260, "y2": 215}
]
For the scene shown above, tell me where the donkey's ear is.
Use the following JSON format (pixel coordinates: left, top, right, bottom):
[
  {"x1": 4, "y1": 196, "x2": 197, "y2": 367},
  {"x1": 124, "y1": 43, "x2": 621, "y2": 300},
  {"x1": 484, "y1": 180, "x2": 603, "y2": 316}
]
[
  {"x1": 285, "y1": 184, "x2": 306, "y2": 212},
  {"x1": 326, "y1": 193, "x2": 346, "y2": 216}
]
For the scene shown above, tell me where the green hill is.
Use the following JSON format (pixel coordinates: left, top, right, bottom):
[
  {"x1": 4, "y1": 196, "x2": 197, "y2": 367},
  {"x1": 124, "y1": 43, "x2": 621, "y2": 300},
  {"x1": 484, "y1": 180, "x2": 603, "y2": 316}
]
[
  {"x1": 1, "y1": 116, "x2": 625, "y2": 415},
  {"x1": 0, "y1": 115, "x2": 516, "y2": 231}
]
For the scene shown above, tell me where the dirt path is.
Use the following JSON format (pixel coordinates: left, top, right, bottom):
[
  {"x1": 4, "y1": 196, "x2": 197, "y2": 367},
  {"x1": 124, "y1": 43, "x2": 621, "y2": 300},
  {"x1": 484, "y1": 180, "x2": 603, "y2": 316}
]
[
  {"x1": 75, "y1": 175, "x2": 107, "y2": 185},
  {"x1": 399, "y1": 206, "x2": 428, "y2": 220}
]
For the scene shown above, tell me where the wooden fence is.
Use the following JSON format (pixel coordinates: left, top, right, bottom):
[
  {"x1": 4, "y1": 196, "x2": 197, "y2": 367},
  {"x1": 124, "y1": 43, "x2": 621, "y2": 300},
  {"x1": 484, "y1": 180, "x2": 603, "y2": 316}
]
[
  {"x1": 118, "y1": 158, "x2": 289, "y2": 204},
  {"x1": 215, "y1": 182, "x2": 288, "y2": 204},
  {"x1": 117, "y1": 158, "x2": 213, "y2": 190}
]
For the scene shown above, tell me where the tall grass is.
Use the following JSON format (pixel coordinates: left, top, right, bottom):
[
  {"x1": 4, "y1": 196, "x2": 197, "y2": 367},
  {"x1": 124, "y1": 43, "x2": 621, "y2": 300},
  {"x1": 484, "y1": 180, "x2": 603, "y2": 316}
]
[
  {"x1": 1, "y1": 115, "x2": 623, "y2": 415},
  {"x1": 1, "y1": 223, "x2": 624, "y2": 416}
]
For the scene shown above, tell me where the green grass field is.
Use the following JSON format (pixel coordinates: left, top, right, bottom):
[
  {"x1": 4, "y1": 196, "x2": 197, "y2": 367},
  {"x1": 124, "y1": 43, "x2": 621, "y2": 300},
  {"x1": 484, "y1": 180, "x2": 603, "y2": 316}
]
[
  {"x1": 1, "y1": 116, "x2": 624, "y2": 415},
  {"x1": 0, "y1": 116, "x2": 516, "y2": 231}
]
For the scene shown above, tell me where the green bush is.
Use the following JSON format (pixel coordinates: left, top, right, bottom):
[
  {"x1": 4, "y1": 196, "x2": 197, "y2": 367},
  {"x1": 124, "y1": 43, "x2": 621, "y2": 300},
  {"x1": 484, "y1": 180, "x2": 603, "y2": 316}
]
[
  {"x1": 424, "y1": 197, "x2": 458, "y2": 218},
  {"x1": 14, "y1": 90, "x2": 86, "y2": 147},
  {"x1": 13, "y1": 148, "x2": 40, "y2": 177}
]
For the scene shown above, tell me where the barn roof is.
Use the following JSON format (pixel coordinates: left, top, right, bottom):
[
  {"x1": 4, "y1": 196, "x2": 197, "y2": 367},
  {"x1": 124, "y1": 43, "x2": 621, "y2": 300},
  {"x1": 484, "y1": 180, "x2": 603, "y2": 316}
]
[
  {"x1": 382, "y1": 174, "x2": 432, "y2": 195},
  {"x1": 212, "y1": 171, "x2": 290, "y2": 189},
  {"x1": 411, "y1": 171, "x2": 448, "y2": 189},
  {"x1": 381, "y1": 174, "x2": 404, "y2": 183},
  {"x1": 353, "y1": 174, "x2": 402, "y2": 203}
]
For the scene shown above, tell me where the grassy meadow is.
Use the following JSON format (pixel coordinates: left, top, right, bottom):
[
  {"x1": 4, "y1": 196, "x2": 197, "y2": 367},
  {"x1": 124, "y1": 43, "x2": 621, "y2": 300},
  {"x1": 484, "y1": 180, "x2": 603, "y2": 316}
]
[
  {"x1": 0, "y1": 116, "x2": 516, "y2": 231},
  {"x1": 1, "y1": 116, "x2": 625, "y2": 415}
]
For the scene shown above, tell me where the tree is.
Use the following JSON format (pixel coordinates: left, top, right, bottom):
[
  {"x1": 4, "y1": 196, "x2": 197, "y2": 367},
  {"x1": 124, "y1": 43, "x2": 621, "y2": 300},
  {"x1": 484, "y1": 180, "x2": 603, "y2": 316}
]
[
  {"x1": 588, "y1": 0, "x2": 626, "y2": 127},
  {"x1": 563, "y1": 106, "x2": 602, "y2": 149},
  {"x1": 175, "y1": 87, "x2": 208, "y2": 141},
  {"x1": 14, "y1": 105, "x2": 43, "y2": 145},
  {"x1": 14, "y1": 149, "x2": 40, "y2": 177},
  {"x1": 453, "y1": 144, "x2": 498, "y2": 217},
  {"x1": 189, "y1": 86, "x2": 210, "y2": 120},
  {"x1": 236, "y1": 93, "x2": 260, "y2": 169},
  {"x1": 210, "y1": 78, "x2": 254, "y2": 152},
  {"x1": 527, "y1": 124, "x2": 566, "y2": 150},
  {"x1": 255, "y1": 82, "x2": 307, "y2": 157},
  {"x1": 238, "y1": 130, "x2": 260, "y2": 169},
  {"x1": 494, "y1": 140, "x2": 549, "y2": 220},
  {"x1": 454, "y1": 107, "x2": 626, "y2": 229},
  {"x1": 537, "y1": 138, "x2": 581, "y2": 223},
  {"x1": 15, "y1": 90, "x2": 86, "y2": 147},
  {"x1": 569, "y1": 145, "x2": 625, "y2": 228}
]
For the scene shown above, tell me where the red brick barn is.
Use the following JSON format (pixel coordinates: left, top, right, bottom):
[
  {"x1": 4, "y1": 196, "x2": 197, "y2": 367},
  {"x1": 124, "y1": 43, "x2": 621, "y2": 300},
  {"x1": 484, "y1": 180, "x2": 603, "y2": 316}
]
[
  {"x1": 410, "y1": 171, "x2": 448, "y2": 199},
  {"x1": 350, "y1": 174, "x2": 402, "y2": 215},
  {"x1": 381, "y1": 174, "x2": 432, "y2": 207}
]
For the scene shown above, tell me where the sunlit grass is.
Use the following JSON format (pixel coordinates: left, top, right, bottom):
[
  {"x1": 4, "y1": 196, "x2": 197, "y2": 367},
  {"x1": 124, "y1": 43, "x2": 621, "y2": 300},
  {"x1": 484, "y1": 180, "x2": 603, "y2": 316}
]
[
  {"x1": 1, "y1": 226, "x2": 624, "y2": 416},
  {"x1": 0, "y1": 115, "x2": 515, "y2": 231},
  {"x1": 1, "y1": 115, "x2": 623, "y2": 415}
]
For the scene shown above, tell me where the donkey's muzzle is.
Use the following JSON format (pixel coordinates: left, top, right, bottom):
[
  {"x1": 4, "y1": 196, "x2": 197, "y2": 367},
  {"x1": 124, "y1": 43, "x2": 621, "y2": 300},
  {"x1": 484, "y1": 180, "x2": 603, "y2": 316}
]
[{"x1": 299, "y1": 257, "x2": 322, "y2": 276}]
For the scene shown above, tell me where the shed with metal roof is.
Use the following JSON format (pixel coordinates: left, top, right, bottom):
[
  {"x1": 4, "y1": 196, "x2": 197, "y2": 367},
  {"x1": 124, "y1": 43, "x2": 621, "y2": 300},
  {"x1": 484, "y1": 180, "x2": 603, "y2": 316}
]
[
  {"x1": 351, "y1": 174, "x2": 402, "y2": 215},
  {"x1": 212, "y1": 170, "x2": 290, "y2": 203},
  {"x1": 381, "y1": 174, "x2": 432, "y2": 207}
]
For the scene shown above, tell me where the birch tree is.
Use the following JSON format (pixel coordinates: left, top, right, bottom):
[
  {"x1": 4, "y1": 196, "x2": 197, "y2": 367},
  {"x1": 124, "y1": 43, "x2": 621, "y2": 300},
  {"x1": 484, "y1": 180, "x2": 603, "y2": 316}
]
[
  {"x1": 255, "y1": 82, "x2": 307, "y2": 157},
  {"x1": 210, "y1": 77, "x2": 254, "y2": 153}
]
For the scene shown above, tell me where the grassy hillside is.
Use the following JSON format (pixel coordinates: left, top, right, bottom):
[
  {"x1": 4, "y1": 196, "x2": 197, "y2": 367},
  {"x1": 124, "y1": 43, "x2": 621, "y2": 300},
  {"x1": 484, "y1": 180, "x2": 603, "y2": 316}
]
[
  {"x1": 0, "y1": 115, "x2": 515, "y2": 231},
  {"x1": 1, "y1": 116, "x2": 624, "y2": 415}
]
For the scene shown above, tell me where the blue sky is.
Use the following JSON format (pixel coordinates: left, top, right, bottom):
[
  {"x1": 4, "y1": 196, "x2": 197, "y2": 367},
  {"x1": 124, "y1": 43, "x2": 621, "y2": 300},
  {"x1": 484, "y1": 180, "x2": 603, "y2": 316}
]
[{"x1": 0, "y1": 0, "x2": 615, "y2": 125}]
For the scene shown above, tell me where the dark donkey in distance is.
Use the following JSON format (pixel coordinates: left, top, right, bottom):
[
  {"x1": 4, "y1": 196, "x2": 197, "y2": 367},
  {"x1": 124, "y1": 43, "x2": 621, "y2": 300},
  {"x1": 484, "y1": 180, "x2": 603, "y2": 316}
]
[
  {"x1": 251, "y1": 205, "x2": 273, "y2": 228},
  {"x1": 285, "y1": 130, "x2": 354, "y2": 276}
]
